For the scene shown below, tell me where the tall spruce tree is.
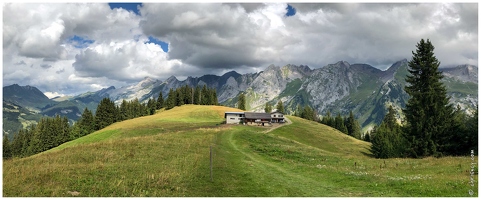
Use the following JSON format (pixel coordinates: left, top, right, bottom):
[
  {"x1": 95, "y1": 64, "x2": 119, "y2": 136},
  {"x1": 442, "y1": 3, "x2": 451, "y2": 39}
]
[
  {"x1": 193, "y1": 86, "x2": 201, "y2": 105},
  {"x1": 3, "y1": 135, "x2": 12, "y2": 159},
  {"x1": 403, "y1": 39, "x2": 454, "y2": 157},
  {"x1": 11, "y1": 129, "x2": 24, "y2": 157},
  {"x1": 346, "y1": 111, "x2": 361, "y2": 139},
  {"x1": 334, "y1": 113, "x2": 348, "y2": 134},
  {"x1": 156, "y1": 92, "x2": 164, "y2": 109},
  {"x1": 264, "y1": 102, "x2": 272, "y2": 113},
  {"x1": 166, "y1": 88, "x2": 176, "y2": 110},
  {"x1": 94, "y1": 98, "x2": 117, "y2": 130},
  {"x1": 238, "y1": 93, "x2": 246, "y2": 110},
  {"x1": 371, "y1": 106, "x2": 408, "y2": 158},
  {"x1": 276, "y1": 100, "x2": 284, "y2": 113},
  {"x1": 201, "y1": 85, "x2": 209, "y2": 105}
]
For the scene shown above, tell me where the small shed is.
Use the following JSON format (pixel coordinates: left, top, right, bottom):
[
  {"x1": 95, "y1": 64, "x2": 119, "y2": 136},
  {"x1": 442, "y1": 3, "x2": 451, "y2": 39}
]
[
  {"x1": 224, "y1": 112, "x2": 245, "y2": 124},
  {"x1": 244, "y1": 112, "x2": 272, "y2": 126}
]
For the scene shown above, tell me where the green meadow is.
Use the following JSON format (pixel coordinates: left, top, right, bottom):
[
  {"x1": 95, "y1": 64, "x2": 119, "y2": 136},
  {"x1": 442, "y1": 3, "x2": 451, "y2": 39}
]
[{"x1": 3, "y1": 105, "x2": 478, "y2": 197}]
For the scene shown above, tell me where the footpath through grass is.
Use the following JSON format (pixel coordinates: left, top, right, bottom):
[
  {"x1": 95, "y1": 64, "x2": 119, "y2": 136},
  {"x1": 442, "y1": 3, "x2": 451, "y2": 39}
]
[{"x1": 3, "y1": 105, "x2": 478, "y2": 197}]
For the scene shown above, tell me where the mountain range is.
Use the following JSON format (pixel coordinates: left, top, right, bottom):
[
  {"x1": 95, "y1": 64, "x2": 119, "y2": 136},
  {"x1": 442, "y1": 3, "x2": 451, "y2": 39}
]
[{"x1": 3, "y1": 59, "x2": 478, "y2": 138}]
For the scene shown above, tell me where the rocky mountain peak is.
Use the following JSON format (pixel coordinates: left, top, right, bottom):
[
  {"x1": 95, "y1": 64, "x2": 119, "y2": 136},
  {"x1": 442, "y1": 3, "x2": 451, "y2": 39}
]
[
  {"x1": 265, "y1": 64, "x2": 280, "y2": 72},
  {"x1": 440, "y1": 64, "x2": 478, "y2": 83},
  {"x1": 335, "y1": 61, "x2": 351, "y2": 68},
  {"x1": 165, "y1": 75, "x2": 178, "y2": 83},
  {"x1": 138, "y1": 77, "x2": 158, "y2": 88}
]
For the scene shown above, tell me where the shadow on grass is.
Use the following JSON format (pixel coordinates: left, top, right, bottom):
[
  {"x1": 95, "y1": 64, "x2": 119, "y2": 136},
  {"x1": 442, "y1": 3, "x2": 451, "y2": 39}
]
[{"x1": 361, "y1": 147, "x2": 375, "y2": 158}]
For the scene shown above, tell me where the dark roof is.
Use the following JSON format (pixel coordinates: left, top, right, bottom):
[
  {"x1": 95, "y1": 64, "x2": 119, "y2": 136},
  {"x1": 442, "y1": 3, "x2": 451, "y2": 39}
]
[
  {"x1": 244, "y1": 112, "x2": 271, "y2": 119},
  {"x1": 224, "y1": 112, "x2": 245, "y2": 118}
]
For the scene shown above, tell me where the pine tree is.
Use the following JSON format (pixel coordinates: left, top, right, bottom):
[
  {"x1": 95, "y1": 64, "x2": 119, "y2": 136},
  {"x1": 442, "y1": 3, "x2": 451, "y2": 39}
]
[
  {"x1": 363, "y1": 132, "x2": 371, "y2": 142},
  {"x1": 276, "y1": 100, "x2": 284, "y2": 113},
  {"x1": 147, "y1": 98, "x2": 156, "y2": 115},
  {"x1": 11, "y1": 129, "x2": 24, "y2": 157},
  {"x1": 166, "y1": 88, "x2": 176, "y2": 110},
  {"x1": 3, "y1": 135, "x2": 12, "y2": 159},
  {"x1": 212, "y1": 89, "x2": 218, "y2": 105},
  {"x1": 201, "y1": 85, "x2": 208, "y2": 105},
  {"x1": 119, "y1": 99, "x2": 127, "y2": 120},
  {"x1": 22, "y1": 125, "x2": 34, "y2": 157},
  {"x1": 403, "y1": 38, "x2": 455, "y2": 157},
  {"x1": 294, "y1": 105, "x2": 303, "y2": 117},
  {"x1": 238, "y1": 93, "x2": 246, "y2": 110},
  {"x1": 466, "y1": 106, "x2": 478, "y2": 155},
  {"x1": 334, "y1": 113, "x2": 347, "y2": 134},
  {"x1": 94, "y1": 98, "x2": 117, "y2": 130},
  {"x1": 176, "y1": 88, "x2": 184, "y2": 106},
  {"x1": 265, "y1": 102, "x2": 272, "y2": 113},
  {"x1": 156, "y1": 92, "x2": 164, "y2": 109},
  {"x1": 345, "y1": 110, "x2": 361, "y2": 139},
  {"x1": 345, "y1": 111, "x2": 362, "y2": 139},
  {"x1": 321, "y1": 111, "x2": 333, "y2": 127},
  {"x1": 301, "y1": 105, "x2": 317, "y2": 121},
  {"x1": 193, "y1": 86, "x2": 201, "y2": 105},
  {"x1": 371, "y1": 105, "x2": 409, "y2": 158}
]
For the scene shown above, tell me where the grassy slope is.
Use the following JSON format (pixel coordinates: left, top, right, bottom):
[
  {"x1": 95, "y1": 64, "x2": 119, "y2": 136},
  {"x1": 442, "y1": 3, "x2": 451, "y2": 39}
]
[{"x1": 3, "y1": 105, "x2": 478, "y2": 197}]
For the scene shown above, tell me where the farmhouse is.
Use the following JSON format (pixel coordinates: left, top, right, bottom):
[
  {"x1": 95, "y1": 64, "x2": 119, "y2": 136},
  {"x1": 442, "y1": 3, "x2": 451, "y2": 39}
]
[
  {"x1": 224, "y1": 111, "x2": 285, "y2": 126},
  {"x1": 244, "y1": 112, "x2": 272, "y2": 126}
]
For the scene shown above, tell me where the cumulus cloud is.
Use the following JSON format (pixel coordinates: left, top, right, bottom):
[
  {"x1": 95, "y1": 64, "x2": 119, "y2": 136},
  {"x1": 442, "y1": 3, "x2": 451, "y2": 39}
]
[
  {"x1": 2, "y1": 3, "x2": 478, "y2": 96},
  {"x1": 72, "y1": 38, "x2": 187, "y2": 82},
  {"x1": 44, "y1": 92, "x2": 66, "y2": 99},
  {"x1": 140, "y1": 3, "x2": 297, "y2": 70}
]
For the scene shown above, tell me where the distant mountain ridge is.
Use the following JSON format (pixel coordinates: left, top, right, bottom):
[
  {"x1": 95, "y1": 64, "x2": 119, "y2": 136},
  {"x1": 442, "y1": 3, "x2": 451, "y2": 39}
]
[
  {"x1": 3, "y1": 84, "x2": 55, "y2": 111},
  {"x1": 3, "y1": 60, "x2": 478, "y2": 137}
]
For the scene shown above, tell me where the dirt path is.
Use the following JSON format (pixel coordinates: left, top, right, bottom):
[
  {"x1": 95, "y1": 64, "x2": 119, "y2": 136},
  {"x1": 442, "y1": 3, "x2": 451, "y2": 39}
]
[{"x1": 262, "y1": 116, "x2": 292, "y2": 133}]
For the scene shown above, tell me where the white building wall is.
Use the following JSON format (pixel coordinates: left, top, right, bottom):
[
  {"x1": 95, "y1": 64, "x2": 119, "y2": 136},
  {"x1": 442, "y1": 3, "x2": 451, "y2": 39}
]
[{"x1": 225, "y1": 113, "x2": 244, "y2": 124}]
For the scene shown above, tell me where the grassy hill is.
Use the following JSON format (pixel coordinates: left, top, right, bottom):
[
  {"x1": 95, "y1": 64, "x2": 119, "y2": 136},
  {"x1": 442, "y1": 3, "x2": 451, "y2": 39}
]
[{"x1": 3, "y1": 105, "x2": 478, "y2": 197}]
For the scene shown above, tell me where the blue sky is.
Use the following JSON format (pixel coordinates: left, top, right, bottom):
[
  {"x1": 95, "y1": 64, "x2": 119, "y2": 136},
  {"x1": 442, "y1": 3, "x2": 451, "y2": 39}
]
[
  {"x1": 108, "y1": 3, "x2": 169, "y2": 52},
  {"x1": 108, "y1": 3, "x2": 142, "y2": 15}
]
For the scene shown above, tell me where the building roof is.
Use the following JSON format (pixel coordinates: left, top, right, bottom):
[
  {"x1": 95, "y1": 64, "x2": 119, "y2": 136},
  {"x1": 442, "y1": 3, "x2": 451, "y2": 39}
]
[
  {"x1": 244, "y1": 112, "x2": 272, "y2": 119},
  {"x1": 271, "y1": 111, "x2": 284, "y2": 114},
  {"x1": 224, "y1": 112, "x2": 245, "y2": 118}
]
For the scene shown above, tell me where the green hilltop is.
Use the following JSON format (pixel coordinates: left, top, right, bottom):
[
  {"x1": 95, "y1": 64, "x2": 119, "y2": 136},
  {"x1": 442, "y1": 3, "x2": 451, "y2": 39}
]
[{"x1": 3, "y1": 105, "x2": 478, "y2": 197}]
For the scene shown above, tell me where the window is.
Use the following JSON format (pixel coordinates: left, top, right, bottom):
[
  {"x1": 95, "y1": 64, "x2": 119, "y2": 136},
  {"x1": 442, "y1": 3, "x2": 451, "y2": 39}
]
[
  {"x1": 230, "y1": 118, "x2": 235, "y2": 120},
  {"x1": 273, "y1": 115, "x2": 276, "y2": 117}
]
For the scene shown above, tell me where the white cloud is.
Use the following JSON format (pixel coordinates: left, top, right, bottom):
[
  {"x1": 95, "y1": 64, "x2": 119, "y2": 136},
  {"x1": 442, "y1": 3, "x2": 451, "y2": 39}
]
[
  {"x1": 2, "y1": 3, "x2": 478, "y2": 96},
  {"x1": 44, "y1": 92, "x2": 66, "y2": 99},
  {"x1": 73, "y1": 38, "x2": 186, "y2": 82}
]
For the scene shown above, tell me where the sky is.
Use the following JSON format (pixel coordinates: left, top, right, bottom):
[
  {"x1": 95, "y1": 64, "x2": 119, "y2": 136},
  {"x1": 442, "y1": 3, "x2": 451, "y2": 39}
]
[{"x1": 2, "y1": 2, "x2": 479, "y2": 98}]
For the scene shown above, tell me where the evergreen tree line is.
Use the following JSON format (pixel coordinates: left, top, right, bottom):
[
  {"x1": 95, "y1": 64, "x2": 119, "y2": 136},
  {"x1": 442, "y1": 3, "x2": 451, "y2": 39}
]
[
  {"x1": 293, "y1": 104, "x2": 319, "y2": 122},
  {"x1": 366, "y1": 39, "x2": 478, "y2": 158},
  {"x1": 320, "y1": 110, "x2": 362, "y2": 139},
  {"x1": 3, "y1": 115, "x2": 70, "y2": 158},
  {"x1": 291, "y1": 104, "x2": 362, "y2": 140},
  {"x1": 262, "y1": 100, "x2": 285, "y2": 113},
  {"x1": 366, "y1": 105, "x2": 478, "y2": 158},
  {"x1": 3, "y1": 85, "x2": 220, "y2": 159},
  {"x1": 3, "y1": 97, "x2": 159, "y2": 159},
  {"x1": 165, "y1": 85, "x2": 218, "y2": 110}
]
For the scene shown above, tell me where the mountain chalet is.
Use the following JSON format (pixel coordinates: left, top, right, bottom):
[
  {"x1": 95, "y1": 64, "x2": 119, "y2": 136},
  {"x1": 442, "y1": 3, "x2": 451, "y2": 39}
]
[{"x1": 224, "y1": 111, "x2": 285, "y2": 126}]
